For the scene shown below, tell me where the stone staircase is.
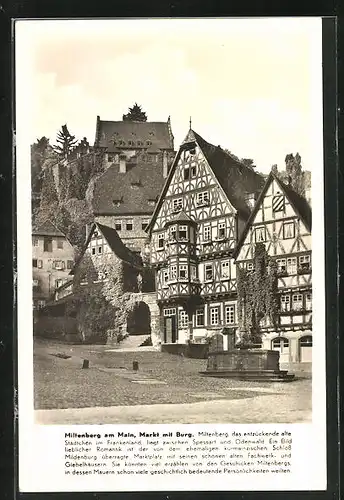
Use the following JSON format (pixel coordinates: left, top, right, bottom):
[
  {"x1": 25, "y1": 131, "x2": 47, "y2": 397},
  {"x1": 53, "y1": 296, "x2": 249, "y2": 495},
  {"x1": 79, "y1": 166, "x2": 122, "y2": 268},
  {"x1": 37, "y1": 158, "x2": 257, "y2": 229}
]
[{"x1": 111, "y1": 334, "x2": 152, "y2": 352}]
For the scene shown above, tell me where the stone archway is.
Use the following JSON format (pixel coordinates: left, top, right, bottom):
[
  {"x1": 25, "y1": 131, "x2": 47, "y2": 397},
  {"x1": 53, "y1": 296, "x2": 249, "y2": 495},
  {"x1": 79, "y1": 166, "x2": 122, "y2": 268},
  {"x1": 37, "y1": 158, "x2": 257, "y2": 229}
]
[
  {"x1": 128, "y1": 292, "x2": 161, "y2": 349},
  {"x1": 127, "y1": 301, "x2": 151, "y2": 335}
]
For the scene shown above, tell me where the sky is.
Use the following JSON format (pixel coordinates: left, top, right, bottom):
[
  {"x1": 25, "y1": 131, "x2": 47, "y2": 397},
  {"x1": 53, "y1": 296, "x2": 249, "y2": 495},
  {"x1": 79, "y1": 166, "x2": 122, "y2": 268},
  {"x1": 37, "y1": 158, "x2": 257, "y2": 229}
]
[{"x1": 17, "y1": 18, "x2": 322, "y2": 173}]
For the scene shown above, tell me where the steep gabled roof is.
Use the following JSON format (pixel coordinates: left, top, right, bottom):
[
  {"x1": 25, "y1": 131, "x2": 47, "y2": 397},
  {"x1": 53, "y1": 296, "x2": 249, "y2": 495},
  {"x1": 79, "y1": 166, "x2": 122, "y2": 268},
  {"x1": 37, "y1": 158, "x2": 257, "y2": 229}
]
[
  {"x1": 94, "y1": 117, "x2": 174, "y2": 153},
  {"x1": 32, "y1": 219, "x2": 66, "y2": 237},
  {"x1": 70, "y1": 222, "x2": 143, "y2": 275},
  {"x1": 92, "y1": 161, "x2": 166, "y2": 215},
  {"x1": 233, "y1": 171, "x2": 312, "y2": 259},
  {"x1": 147, "y1": 129, "x2": 265, "y2": 233}
]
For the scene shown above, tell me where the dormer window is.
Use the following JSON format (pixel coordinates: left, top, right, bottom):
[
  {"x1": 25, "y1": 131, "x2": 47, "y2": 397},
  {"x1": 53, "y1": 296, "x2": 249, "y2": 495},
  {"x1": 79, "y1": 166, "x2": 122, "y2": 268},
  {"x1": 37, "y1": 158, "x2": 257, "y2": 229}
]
[
  {"x1": 113, "y1": 199, "x2": 122, "y2": 207},
  {"x1": 118, "y1": 140, "x2": 125, "y2": 146},
  {"x1": 197, "y1": 191, "x2": 209, "y2": 206},
  {"x1": 148, "y1": 198, "x2": 156, "y2": 206},
  {"x1": 146, "y1": 140, "x2": 152, "y2": 146},
  {"x1": 137, "y1": 140, "x2": 144, "y2": 146},
  {"x1": 128, "y1": 140, "x2": 134, "y2": 147},
  {"x1": 131, "y1": 181, "x2": 141, "y2": 189}
]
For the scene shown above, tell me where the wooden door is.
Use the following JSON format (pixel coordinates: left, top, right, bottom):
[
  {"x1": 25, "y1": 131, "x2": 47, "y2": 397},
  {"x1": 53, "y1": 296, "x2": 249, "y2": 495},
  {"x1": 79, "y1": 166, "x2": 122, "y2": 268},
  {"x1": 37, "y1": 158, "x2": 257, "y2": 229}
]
[{"x1": 164, "y1": 316, "x2": 177, "y2": 343}]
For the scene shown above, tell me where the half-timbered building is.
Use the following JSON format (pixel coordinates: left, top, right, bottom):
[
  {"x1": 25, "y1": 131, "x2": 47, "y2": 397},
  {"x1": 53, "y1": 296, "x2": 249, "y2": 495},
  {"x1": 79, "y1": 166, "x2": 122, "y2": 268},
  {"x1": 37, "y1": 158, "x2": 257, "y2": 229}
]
[
  {"x1": 233, "y1": 171, "x2": 312, "y2": 364},
  {"x1": 147, "y1": 129, "x2": 264, "y2": 348}
]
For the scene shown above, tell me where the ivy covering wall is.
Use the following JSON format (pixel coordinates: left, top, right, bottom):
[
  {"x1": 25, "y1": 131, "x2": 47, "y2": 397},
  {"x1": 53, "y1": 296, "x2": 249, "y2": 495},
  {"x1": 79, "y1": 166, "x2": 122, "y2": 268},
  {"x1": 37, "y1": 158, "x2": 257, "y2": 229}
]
[
  {"x1": 69, "y1": 253, "x2": 142, "y2": 343},
  {"x1": 237, "y1": 243, "x2": 279, "y2": 346}
]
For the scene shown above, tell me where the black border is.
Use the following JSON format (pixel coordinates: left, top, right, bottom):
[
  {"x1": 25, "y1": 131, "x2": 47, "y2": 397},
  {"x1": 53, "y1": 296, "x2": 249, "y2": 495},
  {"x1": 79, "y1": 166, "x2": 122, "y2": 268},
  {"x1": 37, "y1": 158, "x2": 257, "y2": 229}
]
[{"x1": 0, "y1": 7, "x2": 340, "y2": 500}]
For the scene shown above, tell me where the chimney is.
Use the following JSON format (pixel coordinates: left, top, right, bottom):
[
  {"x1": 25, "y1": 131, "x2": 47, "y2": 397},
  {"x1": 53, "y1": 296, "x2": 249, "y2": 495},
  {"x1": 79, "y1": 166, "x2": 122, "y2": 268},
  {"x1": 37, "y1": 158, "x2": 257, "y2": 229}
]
[
  {"x1": 119, "y1": 156, "x2": 127, "y2": 173},
  {"x1": 163, "y1": 151, "x2": 168, "y2": 178}
]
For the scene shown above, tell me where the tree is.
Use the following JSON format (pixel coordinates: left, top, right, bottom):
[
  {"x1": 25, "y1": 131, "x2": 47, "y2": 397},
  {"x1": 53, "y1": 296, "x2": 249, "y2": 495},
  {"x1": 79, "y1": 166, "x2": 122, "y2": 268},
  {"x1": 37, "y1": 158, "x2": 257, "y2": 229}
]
[
  {"x1": 122, "y1": 103, "x2": 147, "y2": 122},
  {"x1": 31, "y1": 136, "x2": 51, "y2": 195},
  {"x1": 39, "y1": 166, "x2": 59, "y2": 215},
  {"x1": 285, "y1": 153, "x2": 305, "y2": 196},
  {"x1": 241, "y1": 158, "x2": 256, "y2": 169},
  {"x1": 224, "y1": 149, "x2": 240, "y2": 162},
  {"x1": 53, "y1": 124, "x2": 78, "y2": 159},
  {"x1": 237, "y1": 243, "x2": 278, "y2": 346}
]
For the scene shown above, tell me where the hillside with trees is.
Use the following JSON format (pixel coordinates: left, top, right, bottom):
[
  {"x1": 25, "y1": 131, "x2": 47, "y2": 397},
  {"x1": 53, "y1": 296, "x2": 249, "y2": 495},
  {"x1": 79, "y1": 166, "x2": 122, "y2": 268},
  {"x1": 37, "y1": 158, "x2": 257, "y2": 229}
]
[{"x1": 32, "y1": 125, "x2": 105, "y2": 255}]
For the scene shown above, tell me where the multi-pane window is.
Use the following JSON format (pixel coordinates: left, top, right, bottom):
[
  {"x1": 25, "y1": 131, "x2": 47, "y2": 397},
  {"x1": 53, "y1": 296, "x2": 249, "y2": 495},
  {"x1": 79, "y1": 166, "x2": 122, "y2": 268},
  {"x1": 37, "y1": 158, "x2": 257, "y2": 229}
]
[
  {"x1": 179, "y1": 264, "x2": 188, "y2": 280},
  {"x1": 126, "y1": 220, "x2": 133, "y2": 231},
  {"x1": 32, "y1": 237, "x2": 38, "y2": 246},
  {"x1": 210, "y1": 307, "x2": 219, "y2": 326},
  {"x1": 170, "y1": 265, "x2": 177, "y2": 281},
  {"x1": 190, "y1": 265, "x2": 197, "y2": 281},
  {"x1": 53, "y1": 260, "x2": 65, "y2": 270},
  {"x1": 115, "y1": 221, "x2": 122, "y2": 231},
  {"x1": 158, "y1": 233, "x2": 165, "y2": 248},
  {"x1": 277, "y1": 258, "x2": 287, "y2": 273},
  {"x1": 204, "y1": 225, "x2": 211, "y2": 241},
  {"x1": 283, "y1": 221, "x2": 295, "y2": 239},
  {"x1": 57, "y1": 239, "x2": 64, "y2": 249},
  {"x1": 173, "y1": 198, "x2": 183, "y2": 212},
  {"x1": 281, "y1": 295, "x2": 291, "y2": 311},
  {"x1": 225, "y1": 305, "x2": 235, "y2": 325},
  {"x1": 197, "y1": 191, "x2": 210, "y2": 205},
  {"x1": 205, "y1": 264, "x2": 213, "y2": 281},
  {"x1": 255, "y1": 226, "x2": 265, "y2": 242},
  {"x1": 164, "y1": 308, "x2": 176, "y2": 316},
  {"x1": 292, "y1": 294, "x2": 303, "y2": 311},
  {"x1": 195, "y1": 308, "x2": 205, "y2": 326},
  {"x1": 179, "y1": 310, "x2": 188, "y2": 328},
  {"x1": 299, "y1": 255, "x2": 311, "y2": 270},
  {"x1": 287, "y1": 257, "x2": 297, "y2": 275},
  {"x1": 247, "y1": 262, "x2": 254, "y2": 271},
  {"x1": 218, "y1": 221, "x2": 226, "y2": 239},
  {"x1": 141, "y1": 219, "x2": 149, "y2": 230},
  {"x1": 178, "y1": 225, "x2": 188, "y2": 240},
  {"x1": 170, "y1": 225, "x2": 177, "y2": 240},
  {"x1": 163, "y1": 269, "x2": 169, "y2": 285},
  {"x1": 305, "y1": 293, "x2": 312, "y2": 310},
  {"x1": 221, "y1": 260, "x2": 230, "y2": 279}
]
